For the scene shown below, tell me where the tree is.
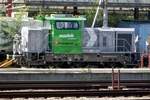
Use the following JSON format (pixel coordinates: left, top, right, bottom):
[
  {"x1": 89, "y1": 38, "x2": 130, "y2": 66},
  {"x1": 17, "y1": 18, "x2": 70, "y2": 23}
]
[
  {"x1": 83, "y1": 0, "x2": 130, "y2": 27},
  {"x1": 83, "y1": 0, "x2": 103, "y2": 27},
  {"x1": 0, "y1": 6, "x2": 28, "y2": 51}
]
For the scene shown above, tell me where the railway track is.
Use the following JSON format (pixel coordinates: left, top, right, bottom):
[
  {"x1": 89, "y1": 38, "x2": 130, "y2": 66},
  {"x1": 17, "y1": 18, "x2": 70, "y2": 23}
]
[
  {"x1": 0, "y1": 80, "x2": 150, "y2": 98},
  {"x1": 0, "y1": 89, "x2": 150, "y2": 98},
  {"x1": 0, "y1": 80, "x2": 150, "y2": 90}
]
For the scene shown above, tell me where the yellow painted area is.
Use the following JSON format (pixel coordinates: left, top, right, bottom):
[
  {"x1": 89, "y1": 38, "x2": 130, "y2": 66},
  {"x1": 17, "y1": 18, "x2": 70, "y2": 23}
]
[{"x1": 0, "y1": 59, "x2": 15, "y2": 68}]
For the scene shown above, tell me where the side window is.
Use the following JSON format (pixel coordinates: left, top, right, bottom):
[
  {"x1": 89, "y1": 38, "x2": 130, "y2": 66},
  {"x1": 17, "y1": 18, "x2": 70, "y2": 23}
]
[{"x1": 103, "y1": 36, "x2": 107, "y2": 47}]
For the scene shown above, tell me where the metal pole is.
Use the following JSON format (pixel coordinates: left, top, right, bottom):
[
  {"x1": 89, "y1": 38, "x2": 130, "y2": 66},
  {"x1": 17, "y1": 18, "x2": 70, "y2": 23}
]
[
  {"x1": 148, "y1": 11, "x2": 150, "y2": 20},
  {"x1": 140, "y1": 54, "x2": 143, "y2": 68},
  {"x1": 73, "y1": 6, "x2": 78, "y2": 15},
  {"x1": 6, "y1": 0, "x2": 12, "y2": 17},
  {"x1": 112, "y1": 67, "x2": 114, "y2": 90},
  {"x1": 148, "y1": 54, "x2": 150, "y2": 68},
  {"x1": 117, "y1": 69, "x2": 120, "y2": 90},
  {"x1": 91, "y1": 0, "x2": 102, "y2": 28},
  {"x1": 63, "y1": 6, "x2": 68, "y2": 14},
  {"x1": 102, "y1": 0, "x2": 108, "y2": 28},
  {"x1": 134, "y1": 8, "x2": 139, "y2": 20}
]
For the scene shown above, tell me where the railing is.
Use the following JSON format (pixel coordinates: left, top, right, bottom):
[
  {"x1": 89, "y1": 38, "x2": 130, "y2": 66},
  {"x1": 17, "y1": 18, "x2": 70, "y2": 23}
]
[
  {"x1": 1, "y1": 0, "x2": 150, "y2": 7},
  {"x1": 25, "y1": 0, "x2": 97, "y2": 6},
  {"x1": 83, "y1": 38, "x2": 132, "y2": 53},
  {"x1": 107, "y1": 0, "x2": 150, "y2": 7},
  {"x1": 108, "y1": 0, "x2": 150, "y2": 4},
  {"x1": 25, "y1": 0, "x2": 150, "y2": 7},
  {"x1": 117, "y1": 39, "x2": 132, "y2": 52}
]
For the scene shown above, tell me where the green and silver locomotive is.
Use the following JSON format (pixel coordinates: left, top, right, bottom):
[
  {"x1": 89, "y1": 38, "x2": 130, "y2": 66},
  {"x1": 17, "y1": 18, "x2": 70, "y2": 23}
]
[{"x1": 16, "y1": 14, "x2": 137, "y2": 67}]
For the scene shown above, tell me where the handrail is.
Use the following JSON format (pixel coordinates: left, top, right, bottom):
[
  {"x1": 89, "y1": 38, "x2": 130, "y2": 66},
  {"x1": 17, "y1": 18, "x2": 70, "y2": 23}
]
[
  {"x1": 117, "y1": 38, "x2": 132, "y2": 52},
  {"x1": 83, "y1": 38, "x2": 132, "y2": 52},
  {"x1": 118, "y1": 39, "x2": 131, "y2": 49},
  {"x1": 83, "y1": 45, "x2": 130, "y2": 52}
]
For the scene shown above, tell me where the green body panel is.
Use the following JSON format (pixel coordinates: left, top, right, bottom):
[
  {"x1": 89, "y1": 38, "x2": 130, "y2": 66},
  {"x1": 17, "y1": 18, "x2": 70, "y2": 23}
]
[
  {"x1": 51, "y1": 20, "x2": 82, "y2": 54},
  {"x1": 48, "y1": 33, "x2": 52, "y2": 50},
  {"x1": 46, "y1": 14, "x2": 86, "y2": 54}
]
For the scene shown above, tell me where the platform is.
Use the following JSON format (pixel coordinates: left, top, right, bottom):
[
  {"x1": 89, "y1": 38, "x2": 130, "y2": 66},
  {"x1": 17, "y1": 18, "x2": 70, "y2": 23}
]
[{"x1": 0, "y1": 68, "x2": 149, "y2": 82}]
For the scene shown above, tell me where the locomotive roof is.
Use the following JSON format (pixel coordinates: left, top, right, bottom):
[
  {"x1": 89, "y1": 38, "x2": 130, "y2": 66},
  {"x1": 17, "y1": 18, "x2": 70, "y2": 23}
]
[{"x1": 45, "y1": 14, "x2": 86, "y2": 21}]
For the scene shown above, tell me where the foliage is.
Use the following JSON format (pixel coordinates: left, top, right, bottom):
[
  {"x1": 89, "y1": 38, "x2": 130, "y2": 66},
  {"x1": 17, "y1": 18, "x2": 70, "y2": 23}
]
[
  {"x1": 0, "y1": 10, "x2": 5, "y2": 16},
  {"x1": 0, "y1": 6, "x2": 28, "y2": 50},
  {"x1": 83, "y1": 7, "x2": 103, "y2": 27},
  {"x1": 83, "y1": 0, "x2": 102, "y2": 27},
  {"x1": 109, "y1": 12, "x2": 123, "y2": 27},
  {"x1": 83, "y1": 0, "x2": 131, "y2": 27}
]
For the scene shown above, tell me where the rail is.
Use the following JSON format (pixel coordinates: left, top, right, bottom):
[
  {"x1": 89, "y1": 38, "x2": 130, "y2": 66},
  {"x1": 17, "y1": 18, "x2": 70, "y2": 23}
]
[
  {"x1": 0, "y1": 89, "x2": 150, "y2": 98},
  {"x1": 0, "y1": 68, "x2": 149, "y2": 97},
  {"x1": 0, "y1": 80, "x2": 149, "y2": 98}
]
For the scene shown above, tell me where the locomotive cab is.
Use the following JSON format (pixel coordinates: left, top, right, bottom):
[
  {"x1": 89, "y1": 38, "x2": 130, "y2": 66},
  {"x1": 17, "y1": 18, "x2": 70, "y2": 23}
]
[{"x1": 46, "y1": 14, "x2": 86, "y2": 54}]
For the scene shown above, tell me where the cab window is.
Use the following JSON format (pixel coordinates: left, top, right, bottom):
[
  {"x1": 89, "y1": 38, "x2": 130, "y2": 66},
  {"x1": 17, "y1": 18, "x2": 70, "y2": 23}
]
[{"x1": 55, "y1": 21, "x2": 79, "y2": 30}]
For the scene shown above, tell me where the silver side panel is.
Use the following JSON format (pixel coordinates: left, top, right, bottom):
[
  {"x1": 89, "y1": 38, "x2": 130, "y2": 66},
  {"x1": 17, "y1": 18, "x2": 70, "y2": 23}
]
[
  {"x1": 21, "y1": 27, "x2": 49, "y2": 53},
  {"x1": 83, "y1": 28, "x2": 135, "y2": 53}
]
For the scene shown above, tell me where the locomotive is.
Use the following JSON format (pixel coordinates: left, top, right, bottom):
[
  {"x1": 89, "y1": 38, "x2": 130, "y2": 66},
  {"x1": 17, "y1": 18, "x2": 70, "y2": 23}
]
[{"x1": 14, "y1": 14, "x2": 139, "y2": 67}]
